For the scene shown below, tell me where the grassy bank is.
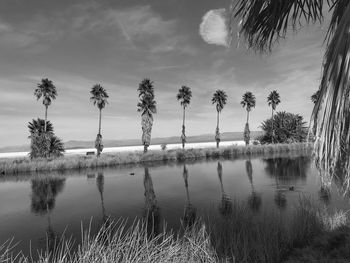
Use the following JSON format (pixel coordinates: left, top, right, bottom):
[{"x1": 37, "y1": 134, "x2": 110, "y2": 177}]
[
  {"x1": 1, "y1": 197, "x2": 349, "y2": 263},
  {"x1": 0, "y1": 143, "x2": 313, "y2": 175}
]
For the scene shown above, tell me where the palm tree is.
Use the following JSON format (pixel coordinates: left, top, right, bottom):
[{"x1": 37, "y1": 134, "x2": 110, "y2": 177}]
[
  {"x1": 34, "y1": 78, "x2": 57, "y2": 133},
  {"x1": 230, "y1": 0, "x2": 350, "y2": 189},
  {"x1": 137, "y1": 79, "x2": 157, "y2": 153},
  {"x1": 240, "y1": 91, "x2": 256, "y2": 146},
  {"x1": 177, "y1": 86, "x2": 192, "y2": 149},
  {"x1": 212, "y1": 90, "x2": 228, "y2": 148},
  {"x1": 90, "y1": 84, "x2": 109, "y2": 157},
  {"x1": 267, "y1": 90, "x2": 281, "y2": 143}
]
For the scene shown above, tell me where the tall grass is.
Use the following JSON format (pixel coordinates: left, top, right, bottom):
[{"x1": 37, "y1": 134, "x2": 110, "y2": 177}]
[
  {"x1": 0, "y1": 143, "x2": 313, "y2": 175},
  {"x1": 1, "y1": 220, "x2": 218, "y2": 263},
  {"x1": 1, "y1": 197, "x2": 349, "y2": 263}
]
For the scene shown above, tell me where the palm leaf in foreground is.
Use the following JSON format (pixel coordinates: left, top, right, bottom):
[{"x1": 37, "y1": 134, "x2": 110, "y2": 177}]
[{"x1": 312, "y1": 3, "x2": 350, "y2": 188}]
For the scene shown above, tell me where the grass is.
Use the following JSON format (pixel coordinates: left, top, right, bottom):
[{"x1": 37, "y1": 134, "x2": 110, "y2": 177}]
[
  {"x1": 0, "y1": 143, "x2": 313, "y2": 175},
  {"x1": 1, "y1": 197, "x2": 349, "y2": 263}
]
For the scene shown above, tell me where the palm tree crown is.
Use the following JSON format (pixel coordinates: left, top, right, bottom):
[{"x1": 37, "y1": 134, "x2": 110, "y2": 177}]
[
  {"x1": 138, "y1": 78, "x2": 155, "y2": 100},
  {"x1": 212, "y1": 90, "x2": 228, "y2": 112},
  {"x1": 240, "y1": 91, "x2": 256, "y2": 112},
  {"x1": 267, "y1": 90, "x2": 281, "y2": 111},
  {"x1": 90, "y1": 84, "x2": 109, "y2": 110},
  {"x1": 137, "y1": 79, "x2": 157, "y2": 116},
  {"x1": 28, "y1": 118, "x2": 54, "y2": 137},
  {"x1": 34, "y1": 78, "x2": 57, "y2": 107},
  {"x1": 177, "y1": 86, "x2": 192, "y2": 108}
]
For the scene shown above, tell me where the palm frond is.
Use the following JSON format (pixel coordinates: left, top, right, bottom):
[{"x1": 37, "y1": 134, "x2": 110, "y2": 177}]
[
  {"x1": 138, "y1": 79, "x2": 157, "y2": 117},
  {"x1": 177, "y1": 85, "x2": 192, "y2": 108},
  {"x1": 241, "y1": 91, "x2": 256, "y2": 111},
  {"x1": 90, "y1": 84, "x2": 109, "y2": 110},
  {"x1": 212, "y1": 90, "x2": 228, "y2": 113},
  {"x1": 325, "y1": 0, "x2": 350, "y2": 42},
  {"x1": 311, "y1": 2, "x2": 350, "y2": 188},
  {"x1": 267, "y1": 90, "x2": 281, "y2": 110},
  {"x1": 35, "y1": 78, "x2": 57, "y2": 104},
  {"x1": 231, "y1": 0, "x2": 324, "y2": 52}
]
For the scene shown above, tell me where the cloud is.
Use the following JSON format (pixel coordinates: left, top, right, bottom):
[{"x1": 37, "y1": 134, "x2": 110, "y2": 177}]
[{"x1": 199, "y1": 9, "x2": 228, "y2": 47}]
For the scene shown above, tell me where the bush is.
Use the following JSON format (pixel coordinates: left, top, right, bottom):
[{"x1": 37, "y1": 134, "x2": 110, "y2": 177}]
[
  {"x1": 258, "y1": 111, "x2": 308, "y2": 144},
  {"x1": 28, "y1": 118, "x2": 65, "y2": 159},
  {"x1": 160, "y1": 143, "x2": 167, "y2": 151}
]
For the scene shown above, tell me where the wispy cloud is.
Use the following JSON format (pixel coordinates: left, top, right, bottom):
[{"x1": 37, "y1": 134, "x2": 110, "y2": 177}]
[{"x1": 199, "y1": 9, "x2": 228, "y2": 47}]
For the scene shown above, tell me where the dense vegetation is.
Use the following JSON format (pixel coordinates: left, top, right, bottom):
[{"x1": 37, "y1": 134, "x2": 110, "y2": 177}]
[{"x1": 258, "y1": 111, "x2": 308, "y2": 144}]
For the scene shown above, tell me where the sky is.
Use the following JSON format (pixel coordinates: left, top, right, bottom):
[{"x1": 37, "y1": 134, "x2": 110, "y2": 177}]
[{"x1": 0, "y1": 0, "x2": 329, "y2": 147}]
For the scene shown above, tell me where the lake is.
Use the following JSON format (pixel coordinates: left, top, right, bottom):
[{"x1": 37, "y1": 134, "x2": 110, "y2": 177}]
[{"x1": 1, "y1": 153, "x2": 349, "y2": 257}]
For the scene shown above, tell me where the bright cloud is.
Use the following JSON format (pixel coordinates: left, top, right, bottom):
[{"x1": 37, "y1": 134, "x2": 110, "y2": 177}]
[{"x1": 199, "y1": 9, "x2": 228, "y2": 47}]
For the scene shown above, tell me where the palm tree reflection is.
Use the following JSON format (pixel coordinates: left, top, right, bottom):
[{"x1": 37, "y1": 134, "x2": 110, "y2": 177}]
[
  {"x1": 143, "y1": 167, "x2": 161, "y2": 236},
  {"x1": 217, "y1": 162, "x2": 232, "y2": 216},
  {"x1": 182, "y1": 165, "x2": 197, "y2": 228},
  {"x1": 96, "y1": 172, "x2": 108, "y2": 223},
  {"x1": 30, "y1": 176, "x2": 66, "y2": 252},
  {"x1": 245, "y1": 160, "x2": 262, "y2": 212}
]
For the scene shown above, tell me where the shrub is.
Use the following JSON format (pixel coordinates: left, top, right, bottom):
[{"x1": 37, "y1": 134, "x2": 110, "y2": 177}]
[
  {"x1": 28, "y1": 118, "x2": 65, "y2": 159},
  {"x1": 258, "y1": 111, "x2": 308, "y2": 144},
  {"x1": 160, "y1": 143, "x2": 167, "y2": 151}
]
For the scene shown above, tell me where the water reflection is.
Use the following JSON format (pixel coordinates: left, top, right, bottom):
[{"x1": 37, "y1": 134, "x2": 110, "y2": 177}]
[
  {"x1": 245, "y1": 160, "x2": 262, "y2": 212},
  {"x1": 182, "y1": 165, "x2": 197, "y2": 228},
  {"x1": 217, "y1": 162, "x2": 232, "y2": 216},
  {"x1": 30, "y1": 176, "x2": 66, "y2": 252},
  {"x1": 143, "y1": 167, "x2": 161, "y2": 236},
  {"x1": 264, "y1": 156, "x2": 311, "y2": 209},
  {"x1": 96, "y1": 172, "x2": 108, "y2": 223},
  {"x1": 264, "y1": 156, "x2": 310, "y2": 182}
]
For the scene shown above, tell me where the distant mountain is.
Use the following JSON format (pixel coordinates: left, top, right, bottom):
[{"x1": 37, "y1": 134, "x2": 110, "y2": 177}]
[{"x1": 0, "y1": 131, "x2": 263, "y2": 153}]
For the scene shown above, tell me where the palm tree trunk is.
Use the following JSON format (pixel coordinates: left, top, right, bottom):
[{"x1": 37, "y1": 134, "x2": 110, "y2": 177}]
[
  {"x1": 45, "y1": 105, "x2": 48, "y2": 132},
  {"x1": 183, "y1": 107, "x2": 185, "y2": 127},
  {"x1": 216, "y1": 111, "x2": 220, "y2": 148},
  {"x1": 271, "y1": 108, "x2": 274, "y2": 144},
  {"x1": 246, "y1": 110, "x2": 249, "y2": 124},
  {"x1": 182, "y1": 107, "x2": 186, "y2": 149},
  {"x1": 217, "y1": 111, "x2": 220, "y2": 129},
  {"x1": 98, "y1": 109, "x2": 102, "y2": 135}
]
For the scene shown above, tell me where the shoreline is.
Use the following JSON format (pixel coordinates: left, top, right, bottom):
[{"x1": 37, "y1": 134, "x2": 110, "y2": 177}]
[
  {"x1": 0, "y1": 140, "x2": 247, "y2": 159},
  {"x1": 0, "y1": 143, "x2": 313, "y2": 176}
]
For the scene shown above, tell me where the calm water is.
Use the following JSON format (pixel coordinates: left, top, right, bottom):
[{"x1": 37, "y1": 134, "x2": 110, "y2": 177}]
[{"x1": 1, "y1": 154, "x2": 349, "y2": 256}]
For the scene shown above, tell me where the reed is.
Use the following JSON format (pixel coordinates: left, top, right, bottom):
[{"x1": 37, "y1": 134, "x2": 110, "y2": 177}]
[{"x1": 0, "y1": 143, "x2": 313, "y2": 175}]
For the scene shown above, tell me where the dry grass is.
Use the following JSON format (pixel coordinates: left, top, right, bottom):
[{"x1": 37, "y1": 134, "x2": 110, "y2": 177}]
[
  {"x1": 0, "y1": 143, "x2": 313, "y2": 175},
  {"x1": 1, "y1": 219, "x2": 218, "y2": 263}
]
